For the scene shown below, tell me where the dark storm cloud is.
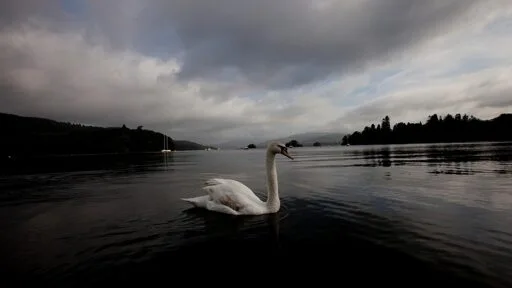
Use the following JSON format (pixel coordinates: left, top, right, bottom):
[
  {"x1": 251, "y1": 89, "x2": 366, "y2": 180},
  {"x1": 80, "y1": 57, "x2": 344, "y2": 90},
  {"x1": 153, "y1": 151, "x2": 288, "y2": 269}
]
[
  {"x1": 0, "y1": 0, "x2": 60, "y2": 25},
  {"x1": 126, "y1": 0, "x2": 486, "y2": 88},
  {"x1": 0, "y1": 0, "x2": 492, "y2": 90}
]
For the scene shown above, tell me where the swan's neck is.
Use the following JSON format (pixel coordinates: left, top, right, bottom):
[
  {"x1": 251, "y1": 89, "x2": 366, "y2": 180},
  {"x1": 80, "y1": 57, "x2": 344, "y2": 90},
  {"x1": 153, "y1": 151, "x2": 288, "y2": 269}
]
[{"x1": 265, "y1": 150, "x2": 280, "y2": 212}]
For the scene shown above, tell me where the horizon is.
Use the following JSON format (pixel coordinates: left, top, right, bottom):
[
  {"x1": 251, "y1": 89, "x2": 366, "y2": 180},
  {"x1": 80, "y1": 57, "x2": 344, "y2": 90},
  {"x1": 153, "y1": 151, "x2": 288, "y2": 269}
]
[
  {"x1": 2, "y1": 110, "x2": 509, "y2": 148},
  {"x1": 1, "y1": 1, "x2": 512, "y2": 145}
]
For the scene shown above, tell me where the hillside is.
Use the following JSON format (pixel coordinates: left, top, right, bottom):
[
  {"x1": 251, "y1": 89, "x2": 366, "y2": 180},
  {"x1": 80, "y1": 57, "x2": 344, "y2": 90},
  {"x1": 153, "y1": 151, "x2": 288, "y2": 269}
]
[
  {"x1": 174, "y1": 140, "x2": 214, "y2": 151},
  {"x1": 0, "y1": 112, "x2": 209, "y2": 157}
]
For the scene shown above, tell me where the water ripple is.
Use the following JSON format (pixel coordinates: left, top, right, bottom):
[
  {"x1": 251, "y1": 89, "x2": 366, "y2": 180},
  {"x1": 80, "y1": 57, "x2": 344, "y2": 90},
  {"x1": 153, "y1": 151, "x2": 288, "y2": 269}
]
[{"x1": 1, "y1": 142, "x2": 512, "y2": 287}]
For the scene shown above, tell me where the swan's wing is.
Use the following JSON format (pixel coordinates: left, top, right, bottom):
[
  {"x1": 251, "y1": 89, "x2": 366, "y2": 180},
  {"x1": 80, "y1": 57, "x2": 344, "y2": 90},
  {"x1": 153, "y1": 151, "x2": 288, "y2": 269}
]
[
  {"x1": 202, "y1": 178, "x2": 264, "y2": 211},
  {"x1": 204, "y1": 178, "x2": 262, "y2": 201}
]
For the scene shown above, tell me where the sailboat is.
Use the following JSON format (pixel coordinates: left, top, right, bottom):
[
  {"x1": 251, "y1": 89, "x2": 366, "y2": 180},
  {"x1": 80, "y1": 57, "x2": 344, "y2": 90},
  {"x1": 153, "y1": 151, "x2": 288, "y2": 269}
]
[{"x1": 161, "y1": 134, "x2": 172, "y2": 153}]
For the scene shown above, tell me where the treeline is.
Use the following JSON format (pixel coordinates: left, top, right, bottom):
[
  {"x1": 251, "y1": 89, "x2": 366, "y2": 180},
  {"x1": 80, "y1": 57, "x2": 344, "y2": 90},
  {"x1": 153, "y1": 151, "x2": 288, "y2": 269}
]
[
  {"x1": 341, "y1": 113, "x2": 512, "y2": 145},
  {"x1": 286, "y1": 140, "x2": 303, "y2": 147},
  {"x1": 0, "y1": 112, "x2": 204, "y2": 157}
]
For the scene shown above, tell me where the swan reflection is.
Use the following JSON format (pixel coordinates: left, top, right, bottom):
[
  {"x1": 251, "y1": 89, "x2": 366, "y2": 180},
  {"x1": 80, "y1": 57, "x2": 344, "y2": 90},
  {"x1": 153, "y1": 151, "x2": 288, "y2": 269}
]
[{"x1": 181, "y1": 207, "x2": 282, "y2": 245}]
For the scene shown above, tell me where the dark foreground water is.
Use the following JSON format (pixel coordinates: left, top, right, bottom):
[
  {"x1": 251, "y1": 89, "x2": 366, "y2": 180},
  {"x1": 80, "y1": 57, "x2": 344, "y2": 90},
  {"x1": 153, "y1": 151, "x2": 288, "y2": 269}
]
[{"x1": 1, "y1": 142, "x2": 512, "y2": 287}]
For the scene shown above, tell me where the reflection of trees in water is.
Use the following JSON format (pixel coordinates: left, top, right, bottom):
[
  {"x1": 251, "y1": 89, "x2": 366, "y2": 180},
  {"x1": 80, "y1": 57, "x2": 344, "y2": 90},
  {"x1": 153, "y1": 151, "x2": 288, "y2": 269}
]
[
  {"x1": 3, "y1": 152, "x2": 175, "y2": 176},
  {"x1": 425, "y1": 142, "x2": 512, "y2": 163},
  {"x1": 425, "y1": 143, "x2": 512, "y2": 175},
  {"x1": 356, "y1": 146, "x2": 392, "y2": 167},
  {"x1": 488, "y1": 142, "x2": 512, "y2": 163},
  {"x1": 343, "y1": 142, "x2": 511, "y2": 174},
  {"x1": 381, "y1": 147, "x2": 391, "y2": 167}
]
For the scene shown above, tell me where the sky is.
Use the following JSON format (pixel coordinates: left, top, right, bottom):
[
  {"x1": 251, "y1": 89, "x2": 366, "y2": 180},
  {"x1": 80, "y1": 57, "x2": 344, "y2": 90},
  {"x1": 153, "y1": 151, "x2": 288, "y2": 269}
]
[{"x1": 1, "y1": 0, "x2": 512, "y2": 145}]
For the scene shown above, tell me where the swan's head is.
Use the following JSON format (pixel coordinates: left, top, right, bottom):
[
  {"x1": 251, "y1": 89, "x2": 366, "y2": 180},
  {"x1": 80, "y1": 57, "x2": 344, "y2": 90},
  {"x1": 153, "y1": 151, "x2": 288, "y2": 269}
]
[{"x1": 268, "y1": 142, "x2": 294, "y2": 160}]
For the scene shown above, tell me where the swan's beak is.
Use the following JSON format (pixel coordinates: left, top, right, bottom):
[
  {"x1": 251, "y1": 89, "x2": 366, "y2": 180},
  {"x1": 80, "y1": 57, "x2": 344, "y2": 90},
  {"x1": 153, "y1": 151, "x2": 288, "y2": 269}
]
[{"x1": 281, "y1": 150, "x2": 294, "y2": 160}]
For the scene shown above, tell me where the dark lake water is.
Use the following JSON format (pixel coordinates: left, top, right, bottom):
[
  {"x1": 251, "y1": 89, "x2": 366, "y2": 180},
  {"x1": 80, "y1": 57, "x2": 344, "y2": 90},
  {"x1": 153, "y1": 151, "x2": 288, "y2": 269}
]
[{"x1": 1, "y1": 142, "x2": 512, "y2": 287}]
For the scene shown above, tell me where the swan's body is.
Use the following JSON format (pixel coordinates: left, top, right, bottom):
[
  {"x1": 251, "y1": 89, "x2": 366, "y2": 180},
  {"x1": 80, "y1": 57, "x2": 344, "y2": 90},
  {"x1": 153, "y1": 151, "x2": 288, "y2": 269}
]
[{"x1": 181, "y1": 142, "x2": 293, "y2": 215}]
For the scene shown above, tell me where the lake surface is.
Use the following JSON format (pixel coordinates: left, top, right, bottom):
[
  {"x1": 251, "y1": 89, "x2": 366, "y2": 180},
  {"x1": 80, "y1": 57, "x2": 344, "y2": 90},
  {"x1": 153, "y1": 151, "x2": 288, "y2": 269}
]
[{"x1": 1, "y1": 142, "x2": 511, "y2": 287}]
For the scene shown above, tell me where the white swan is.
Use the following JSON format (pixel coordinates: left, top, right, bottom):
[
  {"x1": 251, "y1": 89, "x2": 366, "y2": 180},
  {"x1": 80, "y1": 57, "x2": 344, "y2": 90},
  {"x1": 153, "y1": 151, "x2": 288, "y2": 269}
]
[{"x1": 181, "y1": 142, "x2": 294, "y2": 215}]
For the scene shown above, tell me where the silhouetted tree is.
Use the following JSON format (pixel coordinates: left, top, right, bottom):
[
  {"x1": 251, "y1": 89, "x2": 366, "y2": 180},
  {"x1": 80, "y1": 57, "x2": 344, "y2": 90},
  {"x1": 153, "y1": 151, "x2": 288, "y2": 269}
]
[
  {"x1": 381, "y1": 116, "x2": 391, "y2": 132},
  {"x1": 341, "y1": 113, "x2": 512, "y2": 145},
  {"x1": 313, "y1": 142, "x2": 321, "y2": 147},
  {"x1": 247, "y1": 144, "x2": 256, "y2": 149}
]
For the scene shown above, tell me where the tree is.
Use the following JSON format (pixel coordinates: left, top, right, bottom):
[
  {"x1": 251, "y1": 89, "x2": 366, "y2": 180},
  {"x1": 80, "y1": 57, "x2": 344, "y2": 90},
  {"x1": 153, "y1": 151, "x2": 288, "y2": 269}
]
[
  {"x1": 381, "y1": 116, "x2": 391, "y2": 132},
  {"x1": 427, "y1": 114, "x2": 439, "y2": 125},
  {"x1": 286, "y1": 140, "x2": 303, "y2": 147},
  {"x1": 341, "y1": 135, "x2": 349, "y2": 145},
  {"x1": 247, "y1": 144, "x2": 256, "y2": 149},
  {"x1": 313, "y1": 141, "x2": 321, "y2": 147},
  {"x1": 340, "y1": 112, "x2": 512, "y2": 145}
]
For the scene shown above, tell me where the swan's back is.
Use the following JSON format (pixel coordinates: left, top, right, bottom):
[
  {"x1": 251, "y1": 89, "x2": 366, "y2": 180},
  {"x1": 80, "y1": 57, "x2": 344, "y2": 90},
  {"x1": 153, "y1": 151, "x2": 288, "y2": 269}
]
[{"x1": 203, "y1": 178, "x2": 263, "y2": 204}]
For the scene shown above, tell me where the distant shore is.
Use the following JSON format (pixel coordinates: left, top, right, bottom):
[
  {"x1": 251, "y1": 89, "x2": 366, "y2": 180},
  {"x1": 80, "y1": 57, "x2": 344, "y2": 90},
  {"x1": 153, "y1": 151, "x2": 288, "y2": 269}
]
[
  {"x1": 0, "y1": 112, "x2": 214, "y2": 158},
  {"x1": 342, "y1": 113, "x2": 512, "y2": 146}
]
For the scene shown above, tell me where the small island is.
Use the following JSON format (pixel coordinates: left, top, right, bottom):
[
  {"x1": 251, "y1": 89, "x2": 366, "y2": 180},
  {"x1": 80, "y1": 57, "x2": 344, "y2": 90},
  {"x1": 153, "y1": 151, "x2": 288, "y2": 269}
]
[{"x1": 286, "y1": 140, "x2": 303, "y2": 148}]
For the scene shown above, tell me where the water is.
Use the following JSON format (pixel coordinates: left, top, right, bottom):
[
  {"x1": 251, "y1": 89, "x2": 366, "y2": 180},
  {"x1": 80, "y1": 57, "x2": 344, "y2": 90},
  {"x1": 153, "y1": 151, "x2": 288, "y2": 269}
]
[{"x1": 1, "y1": 142, "x2": 511, "y2": 287}]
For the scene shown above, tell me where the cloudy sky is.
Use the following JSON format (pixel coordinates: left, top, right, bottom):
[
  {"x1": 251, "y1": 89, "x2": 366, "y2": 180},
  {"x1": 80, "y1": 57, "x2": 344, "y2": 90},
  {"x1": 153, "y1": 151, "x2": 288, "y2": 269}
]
[{"x1": 1, "y1": 0, "x2": 511, "y2": 145}]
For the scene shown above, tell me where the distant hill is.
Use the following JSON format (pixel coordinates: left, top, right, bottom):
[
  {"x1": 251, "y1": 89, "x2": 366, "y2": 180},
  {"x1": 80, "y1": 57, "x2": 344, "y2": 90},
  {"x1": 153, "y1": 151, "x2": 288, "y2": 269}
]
[
  {"x1": 174, "y1": 140, "x2": 214, "y2": 151},
  {"x1": 257, "y1": 132, "x2": 344, "y2": 148},
  {"x1": 0, "y1": 112, "x2": 209, "y2": 157}
]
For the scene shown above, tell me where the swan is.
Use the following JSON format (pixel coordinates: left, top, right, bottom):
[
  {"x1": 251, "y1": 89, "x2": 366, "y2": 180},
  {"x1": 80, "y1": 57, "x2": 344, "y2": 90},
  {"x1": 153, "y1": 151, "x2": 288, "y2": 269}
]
[{"x1": 181, "y1": 142, "x2": 294, "y2": 215}]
